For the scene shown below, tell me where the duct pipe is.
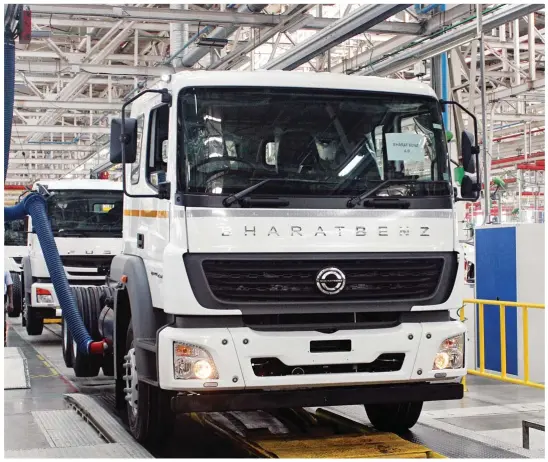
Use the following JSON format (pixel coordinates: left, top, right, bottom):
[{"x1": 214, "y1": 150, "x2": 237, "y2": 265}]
[
  {"x1": 181, "y1": 4, "x2": 265, "y2": 68},
  {"x1": 528, "y1": 13, "x2": 536, "y2": 81},
  {"x1": 478, "y1": 5, "x2": 490, "y2": 225},
  {"x1": 170, "y1": 4, "x2": 185, "y2": 68},
  {"x1": 414, "y1": 4, "x2": 440, "y2": 15}
]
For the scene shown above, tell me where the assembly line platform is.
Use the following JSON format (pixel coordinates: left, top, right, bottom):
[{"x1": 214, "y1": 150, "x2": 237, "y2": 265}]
[{"x1": 4, "y1": 316, "x2": 545, "y2": 459}]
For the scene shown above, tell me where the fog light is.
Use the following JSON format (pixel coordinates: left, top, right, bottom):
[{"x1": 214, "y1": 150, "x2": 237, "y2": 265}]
[
  {"x1": 173, "y1": 342, "x2": 218, "y2": 380},
  {"x1": 433, "y1": 334, "x2": 465, "y2": 370}
]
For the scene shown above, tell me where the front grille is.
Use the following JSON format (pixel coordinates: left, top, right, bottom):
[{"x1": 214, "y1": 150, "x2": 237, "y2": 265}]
[
  {"x1": 60, "y1": 255, "x2": 113, "y2": 277},
  {"x1": 12, "y1": 257, "x2": 23, "y2": 264},
  {"x1": 251, "y1": 353, "x2": 405, "y2": 377},
  {"x1": 202, "y1": 258, "x2": 444, "y2": 303}
]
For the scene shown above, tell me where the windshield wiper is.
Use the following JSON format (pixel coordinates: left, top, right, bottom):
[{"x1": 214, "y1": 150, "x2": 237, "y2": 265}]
[
  {"x1": 223, "y1": 178, "x2": 318, "y2": 207},
  {"x1": 347, "y1": 179, "x2": 417, "y2": 208},
  {"x1": 56, "y1": 229, "x2": 88, "y2": 237}
]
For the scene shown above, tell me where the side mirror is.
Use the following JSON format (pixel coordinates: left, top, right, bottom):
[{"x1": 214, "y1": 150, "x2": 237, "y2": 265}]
[
  {"x1": 158, "y1": 181, "x2": 171, "y2": 200},
  {"x1": 460, "y1": 175, "x2": 477, "y2": 200},
  {"x1": 461, "y1": 130, "x2": 477, "y2": 174},
  {"x1": 110, "y1": 118, "x2": 138, "y2": 164}
]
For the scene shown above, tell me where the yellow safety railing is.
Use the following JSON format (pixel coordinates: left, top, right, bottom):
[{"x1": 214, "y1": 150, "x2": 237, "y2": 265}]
[{"x1": 461, "y1": 299, "x2": 545, "y2": 390}]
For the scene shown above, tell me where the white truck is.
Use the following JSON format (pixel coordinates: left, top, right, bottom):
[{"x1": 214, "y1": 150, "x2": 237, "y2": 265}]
[
  {"x1": 4, "y1": 216, "x2": 27, "y2": 318},
  {"x1": 21, "y1": 179, "x2": 123, "y2": 337},
  {"x1": 70, "y1": 71, "x2": 481, "y2": 444}
]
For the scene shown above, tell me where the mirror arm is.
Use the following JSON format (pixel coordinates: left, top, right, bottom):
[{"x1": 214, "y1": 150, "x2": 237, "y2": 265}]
[
  {"x1": 121, "y1": 89, "x2": 171, "y2": 199},
  {"x1": 440, "y1": 99, "x2": 481, "y2": 202}
]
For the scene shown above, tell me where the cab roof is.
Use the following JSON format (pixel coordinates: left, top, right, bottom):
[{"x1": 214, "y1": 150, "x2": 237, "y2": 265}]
[{"x1": 32, "y1": 179, "x2": 122, "y2": 191}]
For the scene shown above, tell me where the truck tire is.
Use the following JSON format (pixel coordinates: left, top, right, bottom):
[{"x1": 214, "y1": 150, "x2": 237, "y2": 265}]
[
  {"x1": 124, "y1": 323, "x2": 174, "y2": 445},
  {"x1": 25, "y1": 306, "x2": 44, "y2": 335},
  {"x1": 364, "y1": 401, "x2": 423, "y2": 433},
  {"x1": 72, "y1": 287, "x2": 101, "y2": 377},
  {"x1": 61, "y1": 316, "x2": 74, "y2": 368},
  {"x1": 8, "y1": 272, "x2": 22, "y2": 318}
]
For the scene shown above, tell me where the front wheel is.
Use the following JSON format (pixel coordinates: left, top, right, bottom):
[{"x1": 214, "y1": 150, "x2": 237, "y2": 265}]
[
  {"x1": 8, "y1": 273, "x2": 22, "y2": 318},
  {"x1": 364, "y1": 401, "x2": 423, "y2": 433},
  {"x1": 124, "y1": 323, "x2": 174, "y2": 446},
  {"x1": 25, "y1": 306, "x2": 44, "y2": 335}
]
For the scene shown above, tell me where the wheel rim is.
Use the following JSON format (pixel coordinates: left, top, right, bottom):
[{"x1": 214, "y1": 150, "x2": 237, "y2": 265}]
[
  {"x1": 63, "y1": 319, "x2": 68, "y2": 351},
  {"x1": 72, "y1": 339, "x2": 78, "y2": 360},
  {"x1": 124, "y1": 348, "x2": 139, "y2": 417}
]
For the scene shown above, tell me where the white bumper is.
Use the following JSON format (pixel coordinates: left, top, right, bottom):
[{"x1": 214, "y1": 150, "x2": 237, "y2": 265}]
[
  {"x1": 158, "y1": 320, "x2": 466, "y2": 391},
  {"x1": 30, "y1": 282, "x2": 95, "y2": 317}
]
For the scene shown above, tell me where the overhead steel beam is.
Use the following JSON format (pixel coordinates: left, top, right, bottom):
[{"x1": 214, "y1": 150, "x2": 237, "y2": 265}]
[
  {"x1": 29, "y1": 5, "x2": 422, "y2": 34},
  {"x1": 30, "y1": 15, "x2": 423, "y2": 35},
  {"x1": 15, "y1": 50, "x2": 165, "y2": 63},
  {"x1": 263, "y1": 4, "x2": 410, "y2": 71},
  {"x1": 7, "y1": 168, "x2": 74, "y2": 175},
  {"x1": 9, "y1": 144, "x2": 99, "y2": 152},
  {"x1": 209, "y1": 5, "x2": 315, "y2": 70},
  {"x1": 13, "y1": 125, "x2": 110, "y2": 134},
  {"x1": 15, "y1": 99, "x2": 120, "y2": 110},
  {"x1": 360, "y1": 4, "x2": 544, "y2": 76},
  {"x1": 15, "y1": 61, "x2": 173, "y2": 77},
  {"x1": 8, "y1": 158, "x2": 84, "y2": 165},
  {"x1": 180, "y1": 5, "x2": 265, "y2": 68},
  {"x1": 15, "y1": 75, "x2": 136, "y2": 85}
]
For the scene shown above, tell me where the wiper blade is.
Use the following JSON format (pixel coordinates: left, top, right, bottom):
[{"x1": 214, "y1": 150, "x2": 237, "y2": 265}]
[
  {"x1": 347, "y1": 179, "x2": 416, "y2": 208},
  {"x1": 223, "y1": 178, "x2": 318, "y2": 207},
  {"x1": 57, "y1": 229, "x2": 88, "y2": 237}
]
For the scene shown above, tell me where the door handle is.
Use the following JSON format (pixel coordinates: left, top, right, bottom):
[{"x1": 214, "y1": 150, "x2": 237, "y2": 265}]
[{"x1": 137, "y1": 233, "x2": 144, "y2": 249}]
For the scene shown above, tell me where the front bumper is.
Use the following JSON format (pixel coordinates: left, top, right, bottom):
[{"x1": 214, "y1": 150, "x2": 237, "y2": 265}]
[
  {"x1": 30, "y1": 282, "x2": 95, "y2": 317},
  {"x1": 171, "y1": 382, "x2": 463, "y2": 413},
  {"x1": 158, "y1": 320, "x2": 466, "y2": 392}
]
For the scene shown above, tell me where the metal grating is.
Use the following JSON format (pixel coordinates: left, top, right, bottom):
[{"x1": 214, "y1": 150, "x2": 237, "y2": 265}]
[
  {"x1": 5, "y1": 443, "x2": 134, "y2": 458},
  {"x1": 32, "y1": 410, "x2": 105, "y2": 448}
]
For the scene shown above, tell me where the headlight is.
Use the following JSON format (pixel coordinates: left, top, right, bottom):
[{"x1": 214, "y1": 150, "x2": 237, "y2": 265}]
[
  {"x1": 173, "y1": 342, "x2": 218, "y2": 380},
  {"x1": 36, "y1": 288, "x2": 54, "y2": 304},
  {"x1": 433, "y1": 334, "x2": 464, "y2": 370}
]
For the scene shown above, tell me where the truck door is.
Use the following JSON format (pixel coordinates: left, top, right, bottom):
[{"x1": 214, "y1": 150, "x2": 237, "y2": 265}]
[{"x1": 127, "y1": 100, "x2": 171, "y2": 308}]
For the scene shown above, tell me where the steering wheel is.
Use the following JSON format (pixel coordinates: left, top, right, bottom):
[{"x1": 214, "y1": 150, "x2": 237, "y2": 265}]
[{"x1": 190, "y1": 157, "x2": 257, "y2": 186}]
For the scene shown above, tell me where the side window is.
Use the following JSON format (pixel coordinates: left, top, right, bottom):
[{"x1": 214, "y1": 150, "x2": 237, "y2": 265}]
[
  {"x1": 146, "y1": 105, "x2": 170, "y2": 188},
  {"x1": 130, "y1": 115, "x2": 144, "y2": 184}
]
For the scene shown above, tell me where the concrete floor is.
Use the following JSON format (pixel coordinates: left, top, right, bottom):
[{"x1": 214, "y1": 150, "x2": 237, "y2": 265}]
[{"x1": 4, "y1": 316, "x2": 545, "y2": 458}]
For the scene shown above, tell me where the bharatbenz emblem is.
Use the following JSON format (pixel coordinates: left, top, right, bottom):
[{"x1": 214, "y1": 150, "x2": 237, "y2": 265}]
[{"x1": 316, "y1": 267, "x2": 346, "y2": 295}]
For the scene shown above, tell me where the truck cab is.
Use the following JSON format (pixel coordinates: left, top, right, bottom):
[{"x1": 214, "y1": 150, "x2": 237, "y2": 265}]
[
  {"x1": 98, "y1": 71, "x2": 480, "y2": 443},
  {"x1": 22, "y1": 179, "x2": 123, "y2": 335}
]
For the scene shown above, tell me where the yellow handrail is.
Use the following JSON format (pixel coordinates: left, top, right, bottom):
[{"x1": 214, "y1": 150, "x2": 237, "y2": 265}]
[{"x1": 461, "y1": 299, "x2": 545, "y2": 390}]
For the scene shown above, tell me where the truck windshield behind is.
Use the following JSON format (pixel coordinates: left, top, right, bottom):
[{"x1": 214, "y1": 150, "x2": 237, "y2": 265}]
[
  {"x1": 46, "y1": 190, "x2": 123, "y2": 238},
  {"x1": 4, "y1": 219, "x2": 27, "y2": 246},
  {"x1": 178, "y1": 87, "x2": 451, "y2": 208}
]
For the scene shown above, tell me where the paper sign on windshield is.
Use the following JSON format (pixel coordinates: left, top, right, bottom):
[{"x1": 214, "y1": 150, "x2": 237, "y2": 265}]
[{"x1": 385, "y1": 133, "x2": 426, "y2": 162}]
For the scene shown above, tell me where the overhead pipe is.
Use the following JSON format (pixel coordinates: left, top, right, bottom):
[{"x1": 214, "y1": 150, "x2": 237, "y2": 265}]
[
  {"x1": 414, "y1": 4, "x2": 441, "y2": 15},
  {"x1": 180, "y1": 4, "x2": 265, "y2": 68},
  {"x1": 361, "y1": 4, "x2": 542, "y2": 76}
]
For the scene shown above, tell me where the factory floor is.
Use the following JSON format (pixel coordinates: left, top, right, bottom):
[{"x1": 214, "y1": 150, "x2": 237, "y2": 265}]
[{"x1": 4, "y1": 316, "x2": 545, "y2": 459}]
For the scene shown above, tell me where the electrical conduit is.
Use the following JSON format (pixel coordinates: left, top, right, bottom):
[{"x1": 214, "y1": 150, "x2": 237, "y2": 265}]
[{"x1": 4, "y1": 28, "x2": 101, "y2": 355}]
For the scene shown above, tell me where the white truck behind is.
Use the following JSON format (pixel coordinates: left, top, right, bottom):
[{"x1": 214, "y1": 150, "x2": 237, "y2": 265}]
[
  {"x1": 69, "y1": 71, "x2": 481, "y2": 444},
  {"x1": 21, "y1": 179, "x2": 123, "y2": 338}
]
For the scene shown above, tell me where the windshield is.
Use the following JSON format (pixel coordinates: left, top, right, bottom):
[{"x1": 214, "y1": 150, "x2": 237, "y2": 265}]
[
  {"x1": 178, "y1": 87, "x2": 451, "y2": 208},
  {"x1": 46, "y1": 190, "x2": 123, "y2": 238},
  {"x1": 4, "y1": 219, "x2": 27, "y2": 246}
]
